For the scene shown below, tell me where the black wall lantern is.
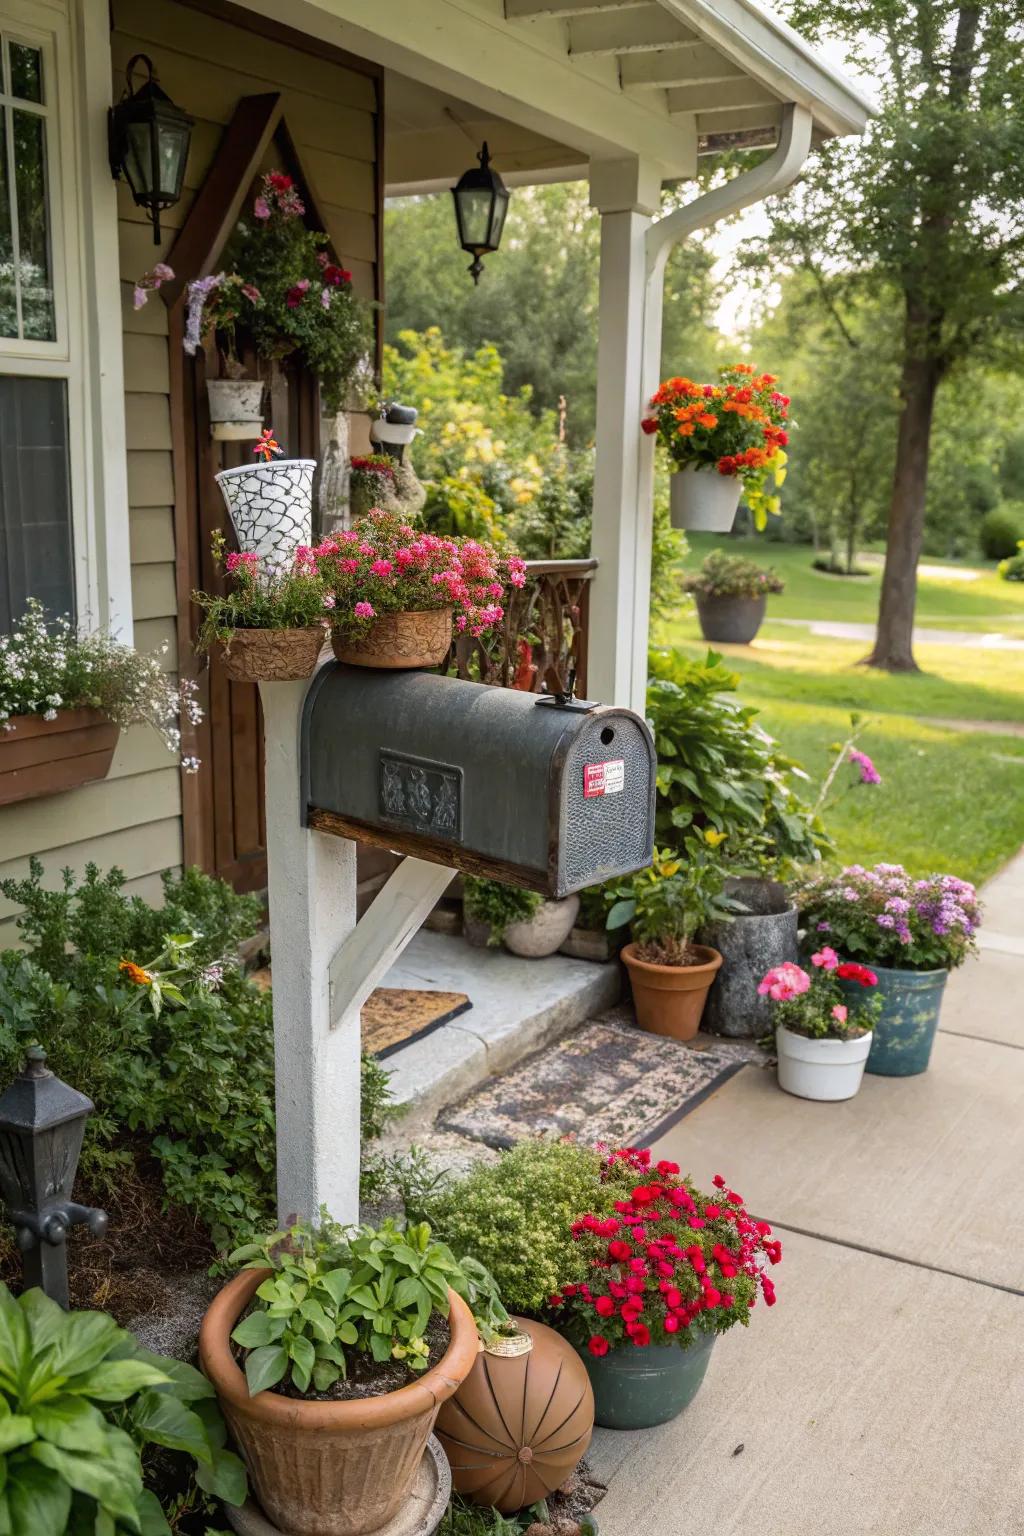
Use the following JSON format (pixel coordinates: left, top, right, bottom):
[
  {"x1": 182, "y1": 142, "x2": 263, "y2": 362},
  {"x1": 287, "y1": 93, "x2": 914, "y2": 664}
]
[
  {"x1": 109, "y1": 53, "x2": 193, "y2": 245},
  {"x1": 451, "y1": 142, "x2": 510, "y2": 284}
]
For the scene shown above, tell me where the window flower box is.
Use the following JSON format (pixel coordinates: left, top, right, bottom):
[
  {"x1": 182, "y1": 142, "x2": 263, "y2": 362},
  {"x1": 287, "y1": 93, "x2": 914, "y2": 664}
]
[{"x1": 0, "y1": 708, "x2": 119, "y2": 806}]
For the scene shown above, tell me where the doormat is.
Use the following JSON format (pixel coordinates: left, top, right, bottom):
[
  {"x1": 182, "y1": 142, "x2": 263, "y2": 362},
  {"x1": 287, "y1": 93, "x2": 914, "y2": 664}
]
[
  {"x1": 439, "y1": 1015, "x2": 759, "y2": 1150},
  {"x1": 362, "y1": 989, "x2": 472, "y2": 1059}
]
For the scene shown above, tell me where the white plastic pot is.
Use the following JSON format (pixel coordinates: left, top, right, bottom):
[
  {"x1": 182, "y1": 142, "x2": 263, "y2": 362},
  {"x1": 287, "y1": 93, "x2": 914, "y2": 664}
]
[
  {"x1": 776, "y1": 1025, "x2": 872, "y2": 1102},
  {"x1": 207, "y1": 378, "x2": 265, "y2": 441},
  {"x1": 669, "y1": 464, "x2": 742, "y2": 532},
  {"x1": 215, "y1": 459, "x2": 316, "y2": 574}
]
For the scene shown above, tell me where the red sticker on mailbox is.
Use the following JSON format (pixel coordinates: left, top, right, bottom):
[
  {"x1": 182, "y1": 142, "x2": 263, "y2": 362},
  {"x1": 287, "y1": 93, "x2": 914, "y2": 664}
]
[{"x1": 584, "y1": 759, "x2": 625, "y2": 798}]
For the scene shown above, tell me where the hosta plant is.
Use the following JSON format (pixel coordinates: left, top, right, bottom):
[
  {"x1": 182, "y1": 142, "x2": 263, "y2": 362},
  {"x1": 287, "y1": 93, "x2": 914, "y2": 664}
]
[
  {"x1": 0, "y1": 1283, "x2": 245, "y2": 1535},
  {"x1": 229, "y1": 1218, "x2": 508, "y2": 1395}
]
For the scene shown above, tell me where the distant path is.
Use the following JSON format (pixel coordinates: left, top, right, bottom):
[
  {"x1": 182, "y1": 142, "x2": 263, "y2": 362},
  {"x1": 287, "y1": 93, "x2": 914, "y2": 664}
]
[
  {"x1": 773, "y1": 616, "x2": 1024, "y2": 650},
  {"x1": 916, "y1": 716, "x2": 1024, "y2": 740}
]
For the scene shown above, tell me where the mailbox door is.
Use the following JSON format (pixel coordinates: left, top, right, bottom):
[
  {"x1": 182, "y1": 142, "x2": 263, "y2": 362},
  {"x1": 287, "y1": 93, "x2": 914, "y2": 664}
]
[{"x1": 554, "y1": 710, "x2": 655, "y2": 894}]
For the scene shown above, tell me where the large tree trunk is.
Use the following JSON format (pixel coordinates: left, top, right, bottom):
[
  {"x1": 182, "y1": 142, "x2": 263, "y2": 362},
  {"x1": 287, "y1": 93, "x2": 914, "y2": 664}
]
[{"x1": 863, "y1": 301, "x2": 942, "y2": 671}]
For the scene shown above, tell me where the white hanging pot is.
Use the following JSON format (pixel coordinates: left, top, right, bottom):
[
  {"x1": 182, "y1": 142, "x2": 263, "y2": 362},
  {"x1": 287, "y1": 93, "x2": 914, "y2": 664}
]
[
  {"x1": 370, "y1": 419, "x2": 419, "y2": 447},
  {"x1": 214, "y1": 459, "x2": 316, "y2": 574},
  {"x1": 669, "y1": 464, "x2": 743, "y2": 532},
  {"x1": 775, "y1": 1025, "x2": 873, "y2": 1102},
  {"x1": 207, "y1": 379, "x2": 265, "y2": 442}
]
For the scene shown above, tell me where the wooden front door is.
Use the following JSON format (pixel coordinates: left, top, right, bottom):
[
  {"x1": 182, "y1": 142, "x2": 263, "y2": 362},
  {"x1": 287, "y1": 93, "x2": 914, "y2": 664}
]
[{"x1": 185, "y1": 349, "x2": 321, "y2": 891}]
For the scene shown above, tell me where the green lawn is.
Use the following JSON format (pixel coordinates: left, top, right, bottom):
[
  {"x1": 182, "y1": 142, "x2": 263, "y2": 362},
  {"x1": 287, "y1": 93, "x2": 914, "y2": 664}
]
[{"x1": 654, "y1": 537, "x2": 1024, "y2": 885}]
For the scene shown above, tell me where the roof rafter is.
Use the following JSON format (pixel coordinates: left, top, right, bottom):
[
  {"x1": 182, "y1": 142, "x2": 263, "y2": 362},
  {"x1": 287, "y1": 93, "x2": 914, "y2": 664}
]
[
  {"x1": 568, "y1": 5, "x2": 695, "y2": 56},
  {"x1": 621, "y1": 44, "x2": 745, "y2": 89},
  {"x1": 504, "y1": 0, "x2": 649, "y2": 18}
]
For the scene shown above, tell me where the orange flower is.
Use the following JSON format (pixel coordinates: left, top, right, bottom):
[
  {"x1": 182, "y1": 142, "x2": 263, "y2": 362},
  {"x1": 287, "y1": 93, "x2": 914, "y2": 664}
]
[
  {"x1": 119, "y1": 959, "x2": 153, "y2": 986},
  {"x1": 677, "y1": 422, "x2": 696, "y2": 436},
  {"x1": 697, "y1": 413, "x2": 718, "y2": 429}
]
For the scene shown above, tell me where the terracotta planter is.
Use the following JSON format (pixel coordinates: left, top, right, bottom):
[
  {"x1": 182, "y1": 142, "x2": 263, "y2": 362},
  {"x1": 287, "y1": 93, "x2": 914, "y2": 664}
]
[
  {"x1": 199, "y1": 1269, "x2": 479, "y2": 1536},
  {"x1": 332, "y1": 609, "x2": 453, "y2": 670},
  {"x1": 503, "y1": 895, "x2": 580, "y2": 958},
  {"x1": 216, "y1": 627, "x2": 326, "y2": 683},
  {"x1": 622, "y1": 942, "x2": 723, "y2": 1041},
  {"x1": 0, "y1": 708, "x2": 119, "y2": 806}
]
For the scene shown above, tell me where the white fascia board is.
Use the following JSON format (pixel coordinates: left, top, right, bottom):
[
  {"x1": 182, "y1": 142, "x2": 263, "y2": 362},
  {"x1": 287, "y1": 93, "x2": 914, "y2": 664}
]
[
  {"x1": 658, "y1": 0, "x2": 875, "y2": 137},
  {"x1": 233, "y1": 0, "x2": 696, "y2": 178}
]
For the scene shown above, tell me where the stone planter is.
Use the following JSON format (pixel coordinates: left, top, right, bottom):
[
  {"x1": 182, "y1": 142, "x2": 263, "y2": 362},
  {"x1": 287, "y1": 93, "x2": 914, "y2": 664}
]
[
  {"x1": 775, "y1": 1025, "x2": 873, "y2": 1101},
  {"x1": 669, "y1": 464, "x2": 742, "y2": 532},
  {"x1": 198, "y1": 1269, "x2": 478, "y2": 1536},
  {"x1": 559, "y1": 925, "x2": 620, "y2": 963},
  {"x1": 695, "y1": 592, "x2": 767, "y2": 644},
  {"x1": 700, "y1": 878, "x2": 798, "y2": 1038},
  {"x1": 621, "y1": 942, "x2": 722, "y2": 1041},
  {"x1": 462, "y1": 914, "x2": 492, "y2": 949},
  {"x1": 215, "y1": 459, "x2": 316, "y2": 574},
  {"x1": 216, "y1": 627, "x2": 326, "y2": 683},
  {"x1": 332, "y1": 609, "x2": 453, "y2": 670},
  {"x1": 576, "y1": 1327, "x2": 716, "y2": 1430},
  {"x1": 0, "y1": 708, "x2": 119, "y2": 806},
  {"x1": 207, "y1": 378, "x2": 265, "y2": 441},
  {"x1": 839, "y1": 964, "x2": 948, "y2": 1077},
  {"x1": 503, "y1": 895, "x2": 580, "y2": 958}
]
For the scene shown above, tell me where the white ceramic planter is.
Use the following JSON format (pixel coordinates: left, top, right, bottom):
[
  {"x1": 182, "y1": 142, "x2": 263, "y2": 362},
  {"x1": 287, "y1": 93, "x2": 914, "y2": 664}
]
[
  {"x1": 775, "y1": 1025, "x2": 872, "y2": 1102},
  {"x1": 370, "y1": 419, "x2": 418, "y2": 447},
  {"x1": 215, "y1": 459, "x2": 316, "y2": 574},
  {"x1": 207, "y1": 379, "x2": 265, "y2": 441},
  {"x1": 503, "y1": 895, "x2": 580, "y2": 959},
  {"x1": 669, "y1": 464, "x2": 742, "y2": 532}
]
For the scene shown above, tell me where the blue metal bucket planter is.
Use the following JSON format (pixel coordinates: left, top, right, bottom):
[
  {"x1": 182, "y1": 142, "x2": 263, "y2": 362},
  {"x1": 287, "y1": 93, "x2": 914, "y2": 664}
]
[
  {"x1": 575, "y1": 1327, "x2": 716, "y2": 1430},
  {"x1": 839, "y1": 965, "x2": 948, "y2": 1077}
]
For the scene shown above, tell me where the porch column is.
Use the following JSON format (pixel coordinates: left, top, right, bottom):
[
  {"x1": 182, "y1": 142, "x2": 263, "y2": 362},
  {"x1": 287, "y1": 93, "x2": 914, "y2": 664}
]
[
  {"x1": 587, "y1": 157, "x2": 662, "y2": 715},
  {"x1": 260, "y1": 679, "x2": 360, "y2": 1227}
]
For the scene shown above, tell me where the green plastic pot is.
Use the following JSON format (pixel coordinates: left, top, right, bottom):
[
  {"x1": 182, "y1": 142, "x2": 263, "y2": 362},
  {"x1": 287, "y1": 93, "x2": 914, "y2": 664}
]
[
  {"x1": 839, "y1": 964, "x2": 948, "y2": 1077},
  {"x1": 575, "y1": 1328, "x2": 716, "y2": 1430}
]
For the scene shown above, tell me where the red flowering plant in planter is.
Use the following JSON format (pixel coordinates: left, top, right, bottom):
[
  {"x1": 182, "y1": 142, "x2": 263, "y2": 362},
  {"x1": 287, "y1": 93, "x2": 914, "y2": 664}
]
[
  {"x1": 758, "y1": 948, "x2": 881, "y2": 1041},
  {"x1": 312, "y1": 508, "x2": 527, "y2": 644},
  {"x1": 551, "y1": 1147, "x2": 781, "y2": 1357},
  {"x1": 642, "y1": 364, "x2": 790, "y2": 529}
]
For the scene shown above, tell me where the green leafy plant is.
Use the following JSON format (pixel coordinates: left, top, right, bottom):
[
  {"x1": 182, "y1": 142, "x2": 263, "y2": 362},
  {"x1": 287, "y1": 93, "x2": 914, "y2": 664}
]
[
  {"x1": 463, "y1": 877, "x2": 542, "y2": 946},
  {"x1": 979, "y1": 504, "x2": 1024, "y2": 561},
  {"x1": 229, "y1": 1217, "x2": 507, "y2": 1395},
  {"x1": 682, "y1": 548, "x2": 784, "y2": 600},
  {"x1": 193, "y1": 532, "x2": 331, "y2": 647},
  {"x1": 0, "y1": 1283, "x2": 245, "y2": 1535},
  {"x1": 604, "y1": 843, "x2": 743, "y2": 965},
  {"x1": 757, "y1": 952, "x2": 881, "y2": 1041},
  {"x1": 998, "y1": 540, "x2": 1024, "y2": 582},
  {"x1": 646, "y1": 649, "x2": 828, "y2": 874}
]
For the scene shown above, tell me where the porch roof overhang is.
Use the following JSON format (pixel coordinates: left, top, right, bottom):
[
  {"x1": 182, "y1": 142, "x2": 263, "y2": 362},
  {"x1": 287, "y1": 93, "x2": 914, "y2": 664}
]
[{"x1": 234, "y1": 0, "x2": 872, "y2": 195}]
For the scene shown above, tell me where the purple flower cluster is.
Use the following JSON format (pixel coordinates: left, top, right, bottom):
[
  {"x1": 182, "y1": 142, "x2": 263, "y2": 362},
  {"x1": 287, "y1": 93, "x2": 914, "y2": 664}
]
[
  {"x1": 848, "y1": 747, "x2": 882, "y2": 786},
  {"x1": 796, "y1": 863, "x2": 981, "y2": 972}
]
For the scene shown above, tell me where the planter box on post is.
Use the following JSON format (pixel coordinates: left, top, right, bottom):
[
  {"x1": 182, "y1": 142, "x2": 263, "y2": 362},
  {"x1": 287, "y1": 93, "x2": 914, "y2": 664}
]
[{"x1": 0, "y1": 709, "x2": 119, "y2": 806}]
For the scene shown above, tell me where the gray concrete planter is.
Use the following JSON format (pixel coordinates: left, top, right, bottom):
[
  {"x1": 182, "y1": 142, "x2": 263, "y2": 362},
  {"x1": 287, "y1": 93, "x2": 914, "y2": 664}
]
[
  {"x1": 695, "y1": 593, "x2": 768, "y2": 645},
  {"x1": 504, "y1": 895, "x2": 580, "y2": 958},
  {"x1": 700, "y1": 878, "x2": 798, "y2": 1038}
]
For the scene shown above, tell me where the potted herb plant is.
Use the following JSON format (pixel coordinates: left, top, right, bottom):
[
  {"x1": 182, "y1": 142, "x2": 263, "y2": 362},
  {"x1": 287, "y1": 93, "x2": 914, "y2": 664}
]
[
  {"x1": 682, "y1": 548, "x2": 785, "y2": 644},
  {"x1": 641, "y1": 365, "x2": 790, "y2": 532},
  {"x1": 796, "y1": 864, "x2": 981, "y2": 1076},
  {"x1": 759, "y1": 947, "x2": 881, "y2": 1100},
  {"x1": 193, "y1": 533, "x2": 331, "y2": 682},
  {"x1": 0, "y1": 599, "x2": 203, "y2": 803},
  {"x1": 199, "y1": 1217, "x2": 495, "y2": 1536},
  {"x1": 315, "y1": 509, "x2": 526, "y2": 669},
  {"x1": 462, "y1": 875, "x2": 579, "y2": 958},
  {"x1": 350, "y1": 452, "x2": 398, "y2": 516},
  {"x1": 606, "y1": 845, "x2": 743, "y2": 1040}
]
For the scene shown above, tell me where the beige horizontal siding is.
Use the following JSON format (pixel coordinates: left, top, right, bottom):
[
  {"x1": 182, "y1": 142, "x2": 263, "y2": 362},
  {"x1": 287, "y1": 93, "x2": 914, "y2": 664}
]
[
  {"x1": 130, "y1": 507, "x2": 175, "y2": 565},
  {"x1": 131, "y1": 562, "x2": 177, "y2": 622},
  {"x1": 127, "y1": 452, "x2": 175, "y2": 508},
  {"x1": 123, "y1": 335, "x2": 171, "y2": 395},
  {"x1": 133, "y1": 618, "x2": 178, "y2": 670},
  {"x1": 0, "y1": 769, "x2": 181, "y2": 870}
]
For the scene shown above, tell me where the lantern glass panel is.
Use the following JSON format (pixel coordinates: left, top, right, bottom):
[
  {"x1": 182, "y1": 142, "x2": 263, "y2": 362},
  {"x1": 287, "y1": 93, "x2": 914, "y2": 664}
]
[
  {"x1": 122, "y1": 121, "x2": 152, "y2": 201},
  {"x1": 155, "y1": 118, "x2": 190, "y2": 200},
  {"x1": 458, "y1": 188, "x2": 494, "y2": 251},
  {"x1": 488, "y1": 189, "x2": 510, "y2": 249}
]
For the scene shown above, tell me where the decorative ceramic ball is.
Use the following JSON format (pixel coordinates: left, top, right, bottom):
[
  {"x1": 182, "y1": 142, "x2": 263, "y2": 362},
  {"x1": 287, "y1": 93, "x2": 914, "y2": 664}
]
[{"x1": 435, "y1": 1317, "x2": 594, "y2": 1514}]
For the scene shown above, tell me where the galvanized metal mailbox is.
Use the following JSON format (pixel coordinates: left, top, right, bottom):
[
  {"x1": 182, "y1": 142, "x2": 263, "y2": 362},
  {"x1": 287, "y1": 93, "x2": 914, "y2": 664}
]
[{"x1": 301, "y1": 664, "x2": 655, "y2": 897}]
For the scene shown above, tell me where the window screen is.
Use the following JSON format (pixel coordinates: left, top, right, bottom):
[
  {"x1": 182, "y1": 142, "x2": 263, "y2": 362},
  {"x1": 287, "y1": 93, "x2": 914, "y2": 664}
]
[{"x1": 0, "y1": 374, "x2": 73, "y2": 630}]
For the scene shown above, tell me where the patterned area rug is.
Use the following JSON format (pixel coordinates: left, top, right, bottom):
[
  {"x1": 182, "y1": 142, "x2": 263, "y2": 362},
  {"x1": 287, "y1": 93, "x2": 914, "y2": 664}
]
[{"x1": 439, "y1": 1012, "x2": 763, "y2": 1150}]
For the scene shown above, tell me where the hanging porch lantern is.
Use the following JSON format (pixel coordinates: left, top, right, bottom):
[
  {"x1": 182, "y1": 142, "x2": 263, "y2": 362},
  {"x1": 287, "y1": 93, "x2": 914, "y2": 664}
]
[
  {"x1": 451, "y1": 142, "x2": 510, "y2": 284},
  {"x1": 108, "y1": 53, "x2": 193, "y2": 245}
]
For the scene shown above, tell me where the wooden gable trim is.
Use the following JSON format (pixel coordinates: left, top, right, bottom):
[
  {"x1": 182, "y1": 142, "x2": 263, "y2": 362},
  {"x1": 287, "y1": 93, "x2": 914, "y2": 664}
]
[{"x1": 169, "y1": 0, "x2": 384, "y2": 83}]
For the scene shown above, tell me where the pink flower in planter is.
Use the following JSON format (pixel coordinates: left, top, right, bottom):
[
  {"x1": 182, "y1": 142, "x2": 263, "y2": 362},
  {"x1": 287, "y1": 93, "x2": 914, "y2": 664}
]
[
  {"x1": 811, "y1": 946, "x2": 839, "y2": 970},
  {"x1": 286, "y1": 279, "x2": 311, "y2": 307},
  {"x1": 253, "y1": 196, "x2": 271, "y2": 219},
  {"x1": 757, "y1": 962, "x2": 811, "y2": 1001},
  {"x1": 354, "y1": 601, "x2": 375, "y2": 619},
  {"x1": 832, "y1": 1005, "x2": 849, "y2": 1024}
]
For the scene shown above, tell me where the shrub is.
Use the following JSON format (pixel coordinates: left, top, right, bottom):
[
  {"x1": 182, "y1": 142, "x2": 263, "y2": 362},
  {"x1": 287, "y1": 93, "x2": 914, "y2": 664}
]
[
  {"x1": 463, "y1": 877, "x2": 542, "y2": 945},
  {"x1": 681, "y1": 548, "x2": 784, "y2": 600},
  {"x1": 646, "y1": 649, "x2": 827, "y2": 873},
  {"x1": 796, "y1": 863, "x2": 981, "y2": 971},
  {"x1": 979, "y1": 503, "x2": 1024, "y2": 559},
  {"x1": 998, "y1": 541, "x2": 1024, "y2": 581}
]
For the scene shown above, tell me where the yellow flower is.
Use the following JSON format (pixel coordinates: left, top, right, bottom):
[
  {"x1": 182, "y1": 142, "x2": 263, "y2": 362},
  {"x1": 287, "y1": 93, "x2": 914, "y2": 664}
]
[{"x1": 704, "y1": 828, "x2": 727, "y2": 847}]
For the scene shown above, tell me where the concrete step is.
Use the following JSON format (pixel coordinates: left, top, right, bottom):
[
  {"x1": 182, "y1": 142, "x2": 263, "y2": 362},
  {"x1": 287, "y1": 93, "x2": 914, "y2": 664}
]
[{"x1": 377, "y1": 930, "x2": 620, "y2": 1126}]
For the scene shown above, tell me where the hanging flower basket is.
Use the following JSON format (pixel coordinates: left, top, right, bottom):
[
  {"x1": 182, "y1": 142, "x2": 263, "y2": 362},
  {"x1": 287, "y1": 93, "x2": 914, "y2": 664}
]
[
  {"x1": 216, "y1": 626, "x2": 326, "y2": 683},
  {"x1": 331, "y1": 608, "x2": 453, "y2": 670},
  {"x1": 214, "y1": 458, "x2": 316, "y2": 574},
  {"x1": 0, "y1": 708, "x2": 119, "y2": 807},
  {"x1": 669, "y1": 465, "x2": 743, "y2": 533},
  {"x1": 207, "y1": 378, "x2": 265, "y2": 442}
]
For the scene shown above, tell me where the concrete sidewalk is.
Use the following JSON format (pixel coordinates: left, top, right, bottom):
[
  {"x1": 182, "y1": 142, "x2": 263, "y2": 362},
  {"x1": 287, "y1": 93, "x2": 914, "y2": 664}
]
[{"x1": 589, "y1": 850, "x2": 1024, "y2": 1536}]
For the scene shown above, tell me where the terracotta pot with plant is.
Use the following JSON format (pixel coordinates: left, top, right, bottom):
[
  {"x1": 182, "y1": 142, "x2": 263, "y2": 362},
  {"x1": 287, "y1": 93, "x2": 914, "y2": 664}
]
[
  {"x1": 193, "y1": 527, "x2": 330, "y2": 684},
  {"x1": 759, "y1": 948, "x2": 882, "y2": 1101},
  {"x1": 606, "y1": 844, "x2": 744, "y2": 1041},
  {"x1": 682, "y1": 548, "x2": 785, "y2": 645},
  {"x1": 641, "y1": 364, "x2": 791, "y2": 533},
  {"x1": 199, "y1": 1216, "x2": 507, "y2": 1536},
  {"x1": 315, "y1": 508, "x2": 526, "y2": 670}
]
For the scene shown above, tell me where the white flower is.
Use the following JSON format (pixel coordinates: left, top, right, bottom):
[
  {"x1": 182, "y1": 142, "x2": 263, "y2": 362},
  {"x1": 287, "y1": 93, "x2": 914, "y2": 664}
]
[
  {"x1": 42, "y1": 709, "x2": 58, "y2": 721},
  {"x1": 181, "y1": 755, "x2": 201, "y2": 774},
  {"x1": 45, "y1": 693, "x2": 62, "y2": 707}
]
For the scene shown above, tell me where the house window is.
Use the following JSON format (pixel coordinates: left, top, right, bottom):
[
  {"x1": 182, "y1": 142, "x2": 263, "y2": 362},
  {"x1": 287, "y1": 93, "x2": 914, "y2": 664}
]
[
  {"x1": 0, "y1": 35, "x2": 55, "y2": 343},
  {"x1": 0, "y1": 375, "x2": 72, "y2": 631}
]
